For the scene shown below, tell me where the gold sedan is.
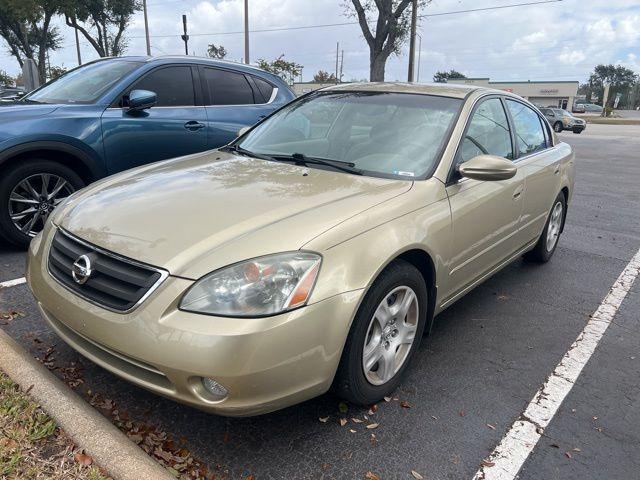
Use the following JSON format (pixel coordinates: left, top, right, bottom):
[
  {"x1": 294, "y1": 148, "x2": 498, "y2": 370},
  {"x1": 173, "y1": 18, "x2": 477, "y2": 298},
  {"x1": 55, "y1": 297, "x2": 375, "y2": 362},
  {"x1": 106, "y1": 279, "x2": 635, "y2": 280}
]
[{"x1": 27, "y1": 83, "x2": 574, "y2": 416}]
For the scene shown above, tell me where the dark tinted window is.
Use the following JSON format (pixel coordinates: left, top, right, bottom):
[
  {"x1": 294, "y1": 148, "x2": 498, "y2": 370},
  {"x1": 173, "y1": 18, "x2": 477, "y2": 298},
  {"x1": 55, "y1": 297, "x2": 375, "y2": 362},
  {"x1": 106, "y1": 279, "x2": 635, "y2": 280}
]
[
  {"x1": 459, "y1": 98, "x2": 512, "y2": 163},
  {"x1": 132, "y1": 66, "x2": 195, "y2": 107},
  {"x1": 204, "y1": 68, "x2": 254, "y2": 105},
  {"x1": 253, "y1": 77, "x2": 274, "y2": 102},
  {"x1": 506, "y1": 100, "x2": 547, "y2": 156}
]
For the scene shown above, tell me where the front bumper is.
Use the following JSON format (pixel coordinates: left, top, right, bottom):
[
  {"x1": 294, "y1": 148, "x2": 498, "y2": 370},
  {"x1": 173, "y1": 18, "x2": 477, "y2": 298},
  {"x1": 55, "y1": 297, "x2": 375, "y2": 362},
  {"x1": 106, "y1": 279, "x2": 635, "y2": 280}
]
[{"x1": 27, "y1": 227, "x2": 363, "y2": 416}]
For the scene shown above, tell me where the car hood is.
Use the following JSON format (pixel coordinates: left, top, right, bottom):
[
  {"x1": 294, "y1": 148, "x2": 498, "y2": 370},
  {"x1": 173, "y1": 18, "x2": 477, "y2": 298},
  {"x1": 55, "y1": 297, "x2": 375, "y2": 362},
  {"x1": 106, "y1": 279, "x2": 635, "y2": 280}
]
[
  {"x1": 56, "y1": 151, "x2": 412, "y2": 279},
  {"x1": 0, "y1": 102, "x2": 59, "y2": 118}
]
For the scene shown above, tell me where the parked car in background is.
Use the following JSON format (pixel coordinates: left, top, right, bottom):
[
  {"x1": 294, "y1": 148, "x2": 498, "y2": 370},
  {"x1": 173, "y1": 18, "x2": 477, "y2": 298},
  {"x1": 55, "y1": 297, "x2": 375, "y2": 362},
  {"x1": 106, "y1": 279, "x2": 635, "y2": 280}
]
[
  {"x1": 572, "y1": 103, "x2": 586, "y2": 113},
  {"x1": 0, "y1": 56, "x2": 295, "y2": 246},
  {"x1": 0, "y1": 87, "x2": 25, "y2": 102},
  {"x1": 27, "y1": 83, "x2": 574, "y2": 415},
  {"x1": 581, "y1": 103, "x2": 603, "y2": 113},
  {"x1": 540, "y1": 107, "x2": 586, "y2": 133}
]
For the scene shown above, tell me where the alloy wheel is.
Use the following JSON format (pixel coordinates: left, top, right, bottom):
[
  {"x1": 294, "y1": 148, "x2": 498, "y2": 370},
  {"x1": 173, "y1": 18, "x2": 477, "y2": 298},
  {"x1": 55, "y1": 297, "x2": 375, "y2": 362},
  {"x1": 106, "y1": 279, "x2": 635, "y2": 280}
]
[
  {"x1": 362, "y1": 286, "x2": 419, "y2": 386},
  {"x1": 8, "y1": 174, "x2": 75, "y2": 237},
  {"x1": 546, "y1": 201, "x2": 563, "y2": 252}
]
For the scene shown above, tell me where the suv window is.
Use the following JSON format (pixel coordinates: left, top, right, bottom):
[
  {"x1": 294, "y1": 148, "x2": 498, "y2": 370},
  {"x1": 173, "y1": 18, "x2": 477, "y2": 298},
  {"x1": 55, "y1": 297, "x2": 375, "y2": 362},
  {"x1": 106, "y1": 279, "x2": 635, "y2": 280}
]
[
  {"x1": 459, "y1": 98, "x2": 512, "y2": 164},
  {"x1": 252, "y1": 76, "x2": 275, "y2": 103},
  {"x1": 204, "y1": 68, "x2": 255, "y2": 105},
  {"x1": 506, "y1": 100, "x2": 547, "y2": 156},
  {"x1": 131, "y1": 66, "x2": 195, "y2": 107}
]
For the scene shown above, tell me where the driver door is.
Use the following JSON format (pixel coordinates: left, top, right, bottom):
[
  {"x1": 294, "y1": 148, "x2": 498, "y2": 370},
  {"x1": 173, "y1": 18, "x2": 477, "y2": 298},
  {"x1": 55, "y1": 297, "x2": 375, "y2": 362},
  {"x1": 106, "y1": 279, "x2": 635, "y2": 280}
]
[{"x1": 444, "y1": 97, "x2": 525, "y2": 301}]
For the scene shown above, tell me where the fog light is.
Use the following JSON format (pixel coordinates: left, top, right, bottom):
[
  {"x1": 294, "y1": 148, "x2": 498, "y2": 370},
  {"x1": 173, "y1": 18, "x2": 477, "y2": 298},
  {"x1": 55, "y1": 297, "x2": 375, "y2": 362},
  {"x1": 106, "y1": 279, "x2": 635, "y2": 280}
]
[{"x1": 201, "y1": 377, "x2": 228, "y2": 401}]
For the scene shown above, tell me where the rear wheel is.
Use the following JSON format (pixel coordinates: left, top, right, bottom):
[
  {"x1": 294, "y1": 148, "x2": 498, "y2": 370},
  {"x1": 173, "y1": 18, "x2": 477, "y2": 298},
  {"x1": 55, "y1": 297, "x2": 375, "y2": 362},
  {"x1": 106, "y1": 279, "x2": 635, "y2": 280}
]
[
  {"x1": 333, "y1": 260, "x2": 428, "y2": 405},
  {"x1": 553, "y1": 121, "x2": 563, "y2": 133},
  {"x1": 524, "y1": 191, "x2": 566, "y2": 263},
  {"x1": 0, "y1": 159, "x2": 84, "y2": 247}
]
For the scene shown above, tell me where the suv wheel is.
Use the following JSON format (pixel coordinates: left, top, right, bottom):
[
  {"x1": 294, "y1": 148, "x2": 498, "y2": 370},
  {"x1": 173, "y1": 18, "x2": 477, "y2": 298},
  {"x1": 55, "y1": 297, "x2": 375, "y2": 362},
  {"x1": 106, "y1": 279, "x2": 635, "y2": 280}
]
[
  {"x1": 553, "y1": 121, "x2": 563, "y2": 133},
  {"x1": 0, "y1": 159, "x2": 84, "y2": 247},
  {"x1": 333, "y1": 260, "x2": 428, "y2": 405}
]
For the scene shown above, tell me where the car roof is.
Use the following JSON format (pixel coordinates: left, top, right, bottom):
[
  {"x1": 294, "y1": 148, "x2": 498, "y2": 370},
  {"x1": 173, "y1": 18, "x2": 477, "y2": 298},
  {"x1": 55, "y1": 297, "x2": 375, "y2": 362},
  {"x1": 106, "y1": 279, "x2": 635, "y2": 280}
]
[
  {"x1": 320, "y1": 82, "x2": 495, "y2": 99},
  {"x1": 97, "y1": 55, "x2": 272, "y2": 75}
]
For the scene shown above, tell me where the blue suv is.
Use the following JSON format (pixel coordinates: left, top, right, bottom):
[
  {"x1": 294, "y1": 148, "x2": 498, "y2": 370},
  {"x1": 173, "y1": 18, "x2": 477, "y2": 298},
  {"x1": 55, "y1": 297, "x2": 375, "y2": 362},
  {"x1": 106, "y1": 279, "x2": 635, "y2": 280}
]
[{"x1": 0, "y1": 56, "x2": 295, "y2": 246}]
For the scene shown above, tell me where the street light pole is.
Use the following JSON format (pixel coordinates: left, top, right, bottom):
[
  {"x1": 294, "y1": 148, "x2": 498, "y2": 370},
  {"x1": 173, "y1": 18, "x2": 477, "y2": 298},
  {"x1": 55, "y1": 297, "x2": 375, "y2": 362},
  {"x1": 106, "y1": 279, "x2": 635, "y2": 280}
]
[
  {"x1": 73, "y1": 16, "x2": 82, "y2": 65},
  {"x1": 142, "y1": 0, "x2": 151, "y2": 56},
  {"x1": 416, "y1": 33, "x2": 422, "y2": 82},
  {"x1": 244, "y1": 0, "x2": 250, "y2": 64},
  {"x1": 181, "y1": 15, "x2": 189, "y2": 55},
  {"x1": 407, "y1": 0, "x2": 418, "y2": 82}
]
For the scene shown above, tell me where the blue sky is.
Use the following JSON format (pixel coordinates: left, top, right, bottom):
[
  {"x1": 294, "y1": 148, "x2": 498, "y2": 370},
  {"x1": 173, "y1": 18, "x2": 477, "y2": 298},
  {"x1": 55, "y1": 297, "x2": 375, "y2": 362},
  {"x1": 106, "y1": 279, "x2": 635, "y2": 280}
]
[{"x1": 1, "y1": 0, "x2": 639, "y2": 82}]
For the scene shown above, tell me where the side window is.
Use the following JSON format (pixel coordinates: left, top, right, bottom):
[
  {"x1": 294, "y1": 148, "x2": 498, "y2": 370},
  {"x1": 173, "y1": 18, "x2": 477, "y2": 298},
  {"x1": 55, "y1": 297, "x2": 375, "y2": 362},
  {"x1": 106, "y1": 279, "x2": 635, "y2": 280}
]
[
  {"x1": 131, "y1": 66, "x2": 195, "y2": 107},
  {"x1": 252, "y1": 76, "x2": 275, "y2": 103},
  {"x1": 459, "y1": 98, "x2": 512, "y2": 164},
  {"x1": 204, "y1": 68, "x2": 255, "y2": 105},
  {"x1": 506, "y1": 100, "x2": 547, "y2": 156}
]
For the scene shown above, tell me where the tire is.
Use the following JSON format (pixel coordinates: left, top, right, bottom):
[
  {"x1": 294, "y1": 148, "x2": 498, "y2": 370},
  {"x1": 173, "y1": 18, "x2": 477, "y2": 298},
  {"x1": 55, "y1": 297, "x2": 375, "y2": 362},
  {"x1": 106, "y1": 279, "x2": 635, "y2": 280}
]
[
  {"x1": 333, "y1": 259, "x2": 428, "y2": 405},
  {"x1": 524, "y1": 191, "x2": 566, "y2": 263},
  {"x1": 573, "y1": 129, "x2": 582, "y2": 134},
  {"x1": 0, "y1": 159, "x2": 85, "y2": 247},
  {"x1": 553, "y1": 121, "x2": 563, "y2": 133}
]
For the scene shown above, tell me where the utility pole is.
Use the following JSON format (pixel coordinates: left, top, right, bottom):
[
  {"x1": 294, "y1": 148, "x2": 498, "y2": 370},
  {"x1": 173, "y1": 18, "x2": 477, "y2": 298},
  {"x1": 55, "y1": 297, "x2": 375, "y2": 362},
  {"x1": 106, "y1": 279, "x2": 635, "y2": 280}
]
[
  {"x1": 335, "y1": 42, "x2": 339, "y2": 82},
  {"x1": 244, "y1": 0, "x2": 249, "y2": 64},
  {"x1": 73, "y1": 16, "x2": 82, "y2": 65},
  {"x1": 339, "y1": 50, "x2": 344, "y2": 83},
  {"x1": 416, "y1": 33, "x2": 422, "y2": 82},
  {"x1": 407, "y1": 0, "x2": 418, "y2": 82},
  {"x1": 142, "y1": 0, "x2": 151, "y2": 56},
  {"x1": 181, "y1": 15, "x2": 189, "y2": 55}
]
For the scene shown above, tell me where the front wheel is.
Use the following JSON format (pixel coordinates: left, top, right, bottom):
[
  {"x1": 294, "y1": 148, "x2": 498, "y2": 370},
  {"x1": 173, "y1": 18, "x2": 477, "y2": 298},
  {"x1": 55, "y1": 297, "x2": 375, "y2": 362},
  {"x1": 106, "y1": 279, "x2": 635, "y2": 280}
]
[
  {"x1": 524, "y1": 192, "x2": 566, "y2": 263},
  {"x1": 553, "y1": 121, "x2": 563, "y2": 133},
  {"x1": 0, "y1": 159, "x2": 84, "y2": 247},
  {"x1": 333, "y1": 260, "x2": 428, "y2": 405}
]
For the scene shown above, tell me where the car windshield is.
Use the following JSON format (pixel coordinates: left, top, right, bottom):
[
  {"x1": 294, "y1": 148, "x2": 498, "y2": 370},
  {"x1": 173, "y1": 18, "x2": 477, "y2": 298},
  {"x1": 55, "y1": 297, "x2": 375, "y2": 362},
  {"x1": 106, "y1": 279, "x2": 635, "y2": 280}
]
[
  {"x1": 237, "y1": 91, "x2": 462, "y2": 179},
  {"x1": 24, "y1": 60, "x2": 142, "y2": 105}
]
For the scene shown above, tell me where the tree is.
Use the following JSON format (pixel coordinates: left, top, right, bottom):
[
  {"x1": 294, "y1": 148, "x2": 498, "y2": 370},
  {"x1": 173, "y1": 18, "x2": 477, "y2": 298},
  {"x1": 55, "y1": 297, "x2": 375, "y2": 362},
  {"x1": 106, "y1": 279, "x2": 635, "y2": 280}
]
[
  {"x1": 47, "y1": 64, "x2": 67, "y2": 81},
  {"x1": 587, "y1": 64, "x2": 638, "y2": 107},
  {"x1": 0, "y1": 0, "x2": 62, "y2": 83},
  {"x1": 313, "y1": 70, "x2": 337, "y2": 83},
  {"x1": 256, "y1": 55, "x2": 303, "y2": 85},
  {"x1": 0, "y1": 70, "x2": 14, "y2": 86},
  {"x1": 207, "y1": 44, "x2": 227, "y2": 59},
  {"x1": 62, "y1": 0, "x2": 140, "y2": 57},
  {"x1": 345, "y1": 0, "x2": 430, "y2": 82},
  {"x1": 433, "y1": 69, "x2": 466, "y2": 83}
]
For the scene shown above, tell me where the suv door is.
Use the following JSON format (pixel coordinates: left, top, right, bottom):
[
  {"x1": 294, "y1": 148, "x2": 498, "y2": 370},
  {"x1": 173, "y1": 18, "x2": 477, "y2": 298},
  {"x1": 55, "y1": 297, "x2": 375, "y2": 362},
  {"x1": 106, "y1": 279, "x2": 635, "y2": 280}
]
[
  {"x1": 101, "y1": 65, "x2": 207, "y2": 174},
  {"x1": 504, "y1": 99, "x2": 561, "y2": 244},
  {"x1": 443, "y1": 97, "x2": 525, "y2": 302},
  {"x1": 200, "y1": 67, "x2": 278, "y2": 147}
]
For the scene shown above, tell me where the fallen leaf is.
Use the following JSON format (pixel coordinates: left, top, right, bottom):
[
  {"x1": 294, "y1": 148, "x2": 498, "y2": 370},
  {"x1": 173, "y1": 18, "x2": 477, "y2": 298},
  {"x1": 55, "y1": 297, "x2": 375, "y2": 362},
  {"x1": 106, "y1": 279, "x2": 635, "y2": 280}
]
[
  {"x1": 486, "y1": 423, "x2": 496, "y2": 430},
  {"x1": 370, "y1": 433, "x2": 377, "y2": 446},
  {"x1": 481, "y1": 460, "x2": 495, "y2": 468},
  {"x1": 338, "y1": 402, "x2": 349, "y2": 414},
  {"x1": 384, "y1": 396, "x2": 392, "y2": 402},
  {"x1": 431, "y1": 415, "x2": 438, "y2": 420},
  {"x1": 550, "y1": 443, "x2": 560, "y2": 449},
  {"x1": 411, "y1": 470, "x2": 424, "y2": 479},
  {"x1": 74, "y1": 452, "x2": 93, "y2": 466},
  {"x1": 340, "y1": 418, "x2": 348, "y2": 426},
  {"x1": 459, "y1": 410, "x2": 466, "y2": 417},
  {"x1": 370, "y1": 404, "x2": 378, "y2": 413},
  {"x1": 365, "y1": 472, "x2": 381, "y2": 480},
  {"x1": 572, "y1": 448, "x2": 581, "y2": 452},
  {"x1": 565, "y1": 452, "x2": 572, "y2": 459},
  {"x1": 246, "y1": 475, "x2": 255, "y2": 480},
  {"x1": 319, "y1": 416, "x2": 329, "y2": 423},
  {"x1": 366, "y1": 423, "x2": 379, "y2": 429},
  {"x1": 349, "y1": 429, "x2": 356, "y2": 433},
  {"x1": 352, "y1": 418, "x2": 364, "y2": 423},
  {"x1": 400, "y1": 401, "x2": 411, "y2": 409}
]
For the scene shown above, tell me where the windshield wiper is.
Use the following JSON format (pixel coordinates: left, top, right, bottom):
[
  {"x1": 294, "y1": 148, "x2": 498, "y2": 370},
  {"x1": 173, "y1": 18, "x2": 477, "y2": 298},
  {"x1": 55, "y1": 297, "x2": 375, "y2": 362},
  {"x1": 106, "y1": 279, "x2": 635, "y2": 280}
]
[
  {"x1": 273, "y1": 152, "x2": 363, "y2": 176},
  {"x1": 220, "y1": 144, "x2": 276, "y2": 162}
]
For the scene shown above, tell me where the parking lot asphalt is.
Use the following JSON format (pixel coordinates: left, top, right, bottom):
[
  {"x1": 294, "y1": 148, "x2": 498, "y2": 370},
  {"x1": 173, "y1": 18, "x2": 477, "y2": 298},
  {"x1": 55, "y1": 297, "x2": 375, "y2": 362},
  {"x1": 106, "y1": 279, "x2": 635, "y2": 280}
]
[{"x1": 1, "y1": 124, "x2": 639, "y2": 480}]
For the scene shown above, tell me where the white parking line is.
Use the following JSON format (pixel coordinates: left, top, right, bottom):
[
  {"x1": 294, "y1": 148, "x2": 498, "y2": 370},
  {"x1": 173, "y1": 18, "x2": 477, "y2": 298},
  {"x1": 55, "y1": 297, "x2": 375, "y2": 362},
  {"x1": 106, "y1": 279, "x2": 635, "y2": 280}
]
[
  {"x1": 0, "y1": 277, "x2": 26, "y2": 289},
  {"x1": 473, "y1": 247, "x2": 640, "y2": 480}
]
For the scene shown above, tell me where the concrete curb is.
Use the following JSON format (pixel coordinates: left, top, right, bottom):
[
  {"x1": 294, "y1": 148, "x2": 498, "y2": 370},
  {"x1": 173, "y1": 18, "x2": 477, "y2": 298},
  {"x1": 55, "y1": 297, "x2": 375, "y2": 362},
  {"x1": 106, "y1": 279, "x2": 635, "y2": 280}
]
[{"x1": 0, "y1": 328, "x2": 173, "y2": 480}]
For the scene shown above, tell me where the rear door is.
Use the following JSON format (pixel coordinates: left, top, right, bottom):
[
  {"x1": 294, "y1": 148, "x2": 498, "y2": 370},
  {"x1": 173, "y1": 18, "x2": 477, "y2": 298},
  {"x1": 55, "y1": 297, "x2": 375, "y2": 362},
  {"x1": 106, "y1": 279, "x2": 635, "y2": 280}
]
[
  {"x1": 504, "y1": 99, "x2": 562, "y2": 244},
  {"x1": 101, "y1": 65, "x2": 207, "y2": 174},
  {"x1": 199, "y1": 66, "x2": 278, "y2": 148},
  {"x1": 444, "y1": 96, "x2": 525, "y2": 300}
]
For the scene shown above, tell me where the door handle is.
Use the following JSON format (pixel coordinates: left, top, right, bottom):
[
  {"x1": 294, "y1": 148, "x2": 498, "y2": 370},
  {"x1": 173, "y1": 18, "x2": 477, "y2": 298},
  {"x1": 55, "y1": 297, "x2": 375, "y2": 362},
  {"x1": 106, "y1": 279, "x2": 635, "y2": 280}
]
[
  {"x1": 513, "y1": 184, "x2": 524, "y2": 200},
  {"x1": 184, "y1": 121, "x2": 205, "y2": 131},
  {"x1": 554, "y1": 166, "x2": 560, "y2": 175}
]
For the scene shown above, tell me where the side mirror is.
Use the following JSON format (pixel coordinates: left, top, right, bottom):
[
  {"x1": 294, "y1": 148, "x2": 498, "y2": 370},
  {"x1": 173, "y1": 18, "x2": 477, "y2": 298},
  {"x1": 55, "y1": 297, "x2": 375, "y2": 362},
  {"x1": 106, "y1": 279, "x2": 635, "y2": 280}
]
[
  {"x1": 458, "y1": 155, "x2": 517, "y2": 181},
  {"x1": 127, "y1": 89, "x2": 156, "y2": 112},
  {"x1": 237, "y1": 126, "x2": 250, "y2": 137}
]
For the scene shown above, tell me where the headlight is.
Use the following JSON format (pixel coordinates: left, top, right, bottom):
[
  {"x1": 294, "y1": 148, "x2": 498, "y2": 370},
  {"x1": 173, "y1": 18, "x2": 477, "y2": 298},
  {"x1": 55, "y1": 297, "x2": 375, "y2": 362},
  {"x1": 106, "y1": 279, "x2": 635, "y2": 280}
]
[{"x1": 180, "y1": 252, "x2": 322, "y2": 317}]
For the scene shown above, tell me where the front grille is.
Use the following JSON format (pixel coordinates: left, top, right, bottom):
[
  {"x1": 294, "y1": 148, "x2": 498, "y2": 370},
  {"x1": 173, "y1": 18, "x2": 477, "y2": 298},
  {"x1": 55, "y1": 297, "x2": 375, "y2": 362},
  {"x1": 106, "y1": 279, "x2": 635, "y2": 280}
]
[{"x1": 48, "y1": 229, "x2": 166, "y2": 312}]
